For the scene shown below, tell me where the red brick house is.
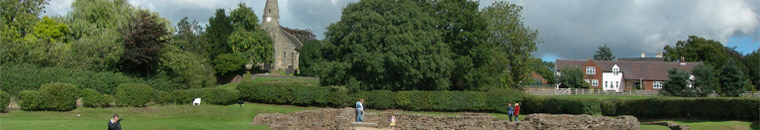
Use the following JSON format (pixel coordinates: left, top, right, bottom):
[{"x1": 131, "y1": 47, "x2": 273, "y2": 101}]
[{"x1": 555, "y1": 57, "x2": 700, "y2": 91}]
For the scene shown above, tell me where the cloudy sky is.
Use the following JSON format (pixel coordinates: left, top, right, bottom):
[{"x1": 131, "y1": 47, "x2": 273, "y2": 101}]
[{"x1": 44, "y1": 0, "x2": 760, "y2": 62}]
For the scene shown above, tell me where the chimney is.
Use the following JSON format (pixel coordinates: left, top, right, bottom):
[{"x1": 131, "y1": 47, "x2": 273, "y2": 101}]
[
  {"x1": 641, "y1": 51, "x2": 645, "y2": 58},
  {"x1": 680, "y1": 56, "x2": 686, "y2": 65},
  {"x1": 656, "y1": 51, "x2": 663, "y2": 58}
]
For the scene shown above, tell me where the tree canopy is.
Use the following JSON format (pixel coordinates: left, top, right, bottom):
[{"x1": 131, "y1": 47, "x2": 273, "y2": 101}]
[{"x1": 593, "y1": 44, "x2": 615, "y2": 60}]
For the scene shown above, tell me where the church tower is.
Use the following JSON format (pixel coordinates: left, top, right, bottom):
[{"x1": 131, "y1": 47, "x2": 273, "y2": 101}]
[{"x1": 261, "y1": 0, "x2": 302, "y2": 74}]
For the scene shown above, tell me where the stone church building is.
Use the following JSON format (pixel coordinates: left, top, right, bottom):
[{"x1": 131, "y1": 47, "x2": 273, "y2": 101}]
[{"x1": 261, "y1": 0, "x2": 303, "y2": 74}]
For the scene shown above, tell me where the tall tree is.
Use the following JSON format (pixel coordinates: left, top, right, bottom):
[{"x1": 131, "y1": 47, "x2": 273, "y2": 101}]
[
  {"x1": 558, "y1": 66, "x2": 589, "y2": 88},
  {"x1": 227, "y1": 3, "x2": 272, "y2": 65},
  {"x1": 593, "y1": 44, "x2": 615, "y2": 60},
  {"x1": 204, "y1": 9, "x2": 234, "y2": 62},
  {"x1": 661, "y1": 69, "x2": 693, "y2": 97},
  {"x1": 482, "y1": 1, "x2": 541, "y2": 89},
  {"x1": 664, "y1": 36, "x2": 728, "y2": 67},
  {"x1": 118, "y1": 10, "x2": 170, "y2": 74},
  {"x1": 719, "y1": 59, "x2": 745, "y2": 97},
  {"x1": 744, "y1": 48, "x2": 760, "y2": 90},
  {"x1": 298, "y1": 40, "x2": 322, "y2": 76},
  {"x1": 1, "y1": 0, "x2": 49, "y2": 36},
  {"x1": 691, "y1": 64, "x2": 720, "y2": 96},
  {"x1": 320, "y1": 0, "x2": 453, "y2": 91},
  {"x1": 172, "y1": 17, "x2": 205, "y2": 55}
]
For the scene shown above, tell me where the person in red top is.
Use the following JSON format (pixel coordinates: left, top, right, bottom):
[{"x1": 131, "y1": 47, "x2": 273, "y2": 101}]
[{"x1": 514, "y1": 103, "x2": 521, "y2": 122}]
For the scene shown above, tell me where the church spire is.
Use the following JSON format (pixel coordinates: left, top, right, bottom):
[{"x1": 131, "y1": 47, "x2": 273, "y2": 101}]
[{"x1": 263, "y1": 0, "x2": 279, "y2": 25}]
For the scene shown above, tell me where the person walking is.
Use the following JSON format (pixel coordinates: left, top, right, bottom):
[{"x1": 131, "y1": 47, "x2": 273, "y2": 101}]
[
  {"x1": 108, "y1": 114, "x2": 122, "y2": 130},
  {"x1": 390, "y1": 114, "x2": 396, "y2": 130},
  {"x1": 507, "y1": 103, "x2": 514, "y2": 122},
  {"x1": 356, "y1": 99, "x2": 365, "y2": 122},
  {"x1": 514, "y1": 103, "x2": 521, "y2": 122}
]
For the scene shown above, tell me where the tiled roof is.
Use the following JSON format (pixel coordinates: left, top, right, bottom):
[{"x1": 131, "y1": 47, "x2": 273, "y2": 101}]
[{"x1": 556, "y1": 59, "x2": 701, "y2": 81}]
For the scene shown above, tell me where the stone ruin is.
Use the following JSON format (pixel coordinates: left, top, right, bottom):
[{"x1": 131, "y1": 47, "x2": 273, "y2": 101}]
[{"x1": 252, "y1": 108, "x2": 642, "y2": 130}]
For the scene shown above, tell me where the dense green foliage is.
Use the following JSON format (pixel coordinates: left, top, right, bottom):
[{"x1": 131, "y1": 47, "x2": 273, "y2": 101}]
[
  {"x1": 172, "y1": 88, "x2": 239, "y2": 105},
  {"x1": 118, "y1": 10, "x2": 170, "y2": 74},
  {"x1": 522, "y1": 96, "x2": 602, "y2": 115},
  {"x1": 237, "y1": 81, "x2": 524, "y2": 112},
  {"x1": 17, "y1": 83, "x2": 80, "y2": 111},
  {"x1": 746, "y1": 50, "x2": 760, "y2": 90},
  {"x1": 0, "y1": 90, "x2": 10, "y2": 111},
  {"x1": 81, "y1": 89, "x2": 112, "y2": 108},
  {"x1": 298, "y1": 40, "x2": 322, "y2": 76},
  {"x1": 320, "y1": 0, "x2": 453, "y2": 91},
  {"x1": 661, "y1": 69, "x2": 695, "y2": 96},
  {"x1": 558, "y1": 66, "x2": 590, "y2": 88},
  {"x1": 720, "y1": 60, "x2": 745, "y2": 97},
  {"x1": 664, "y1": 35, "x2": 756, "y2": 89},
  {"x1": 115, "y1": 83, "x2": 155, "y2": 107},
  {"x1": 227, "y1": 3, "x2": 273, "y2": 64},
  {"x1": 593, "y1": 44, "x2": 615, "y2": 60},
  {"x1": 1, "y1": 64, "x2": 142, "y2": 95},
  {"x1": 691, "y1": 64, "x2": 720, "y2": 96},
  {"x1": 237, "y1": 82, "x2": 349, "y2": 107}
]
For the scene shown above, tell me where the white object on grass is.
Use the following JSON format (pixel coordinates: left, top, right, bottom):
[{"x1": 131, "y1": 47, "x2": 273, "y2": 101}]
[{"x1": 193, "y1": 98, "x2": 202, "y2": 106}]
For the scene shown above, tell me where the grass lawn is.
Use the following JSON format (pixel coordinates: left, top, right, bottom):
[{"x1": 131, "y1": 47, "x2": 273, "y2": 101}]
[{"x1": 0, "y1": 103, "x2": 319, "y2": 130}]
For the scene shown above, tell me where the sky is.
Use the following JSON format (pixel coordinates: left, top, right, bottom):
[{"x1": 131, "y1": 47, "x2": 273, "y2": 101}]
[{"x1": 43, "y1": 0, "x2": 760, "y2": 62}]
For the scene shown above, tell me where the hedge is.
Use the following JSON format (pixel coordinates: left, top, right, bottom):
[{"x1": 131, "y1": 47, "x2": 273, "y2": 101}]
[
  {"x1": 81, "y1": 89, "x2": 112, "y2": 108},
  {"x1": 0, "y1": 90, "x2": 10, "y2": 112},
  {"x1": 611, "y1": 97, "x2": 760, "y2": 120},
  {"x1": 17, "y1": 83, "x2": 80, "y2": 111},
  {"x1": 172, "y1": 88, "x2": 239, "y2": 105},
  {"x1": 237, "y1": 82, "x2": 350, "y2": 107},
  {"x1": 237, "y1": 81, "x2": 523, "y2": 112},
  {"x1": 115, "y1": 83, "x2": 155, "y2": 107},
  {"x1": 154, "y1": 91, "x2": 172, "y2": 105},
  {"x1": 1, "y1": 64, "x2": 141, "y2": 95}
]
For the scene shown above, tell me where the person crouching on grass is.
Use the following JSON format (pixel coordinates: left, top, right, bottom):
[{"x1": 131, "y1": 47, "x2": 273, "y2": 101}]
[{"x1": 108, "y1": 114, "x2": 122, "y2": 130}]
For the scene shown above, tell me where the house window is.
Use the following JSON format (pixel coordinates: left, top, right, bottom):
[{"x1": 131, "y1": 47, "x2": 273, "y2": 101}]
[
  {"x1": 605, "y1": 81, "x2": 608, "y2": 88},
  {"x1": 616, "y1": 81, "x2": 619, "y2": 88},
  {"x1": 592, "y1": 79, "x2": 599, "y2": 86},
  {"x1": 654, "y1": 81, "x2": 663, "y2": 89},
  {"x1": 612, "y1": 67, "x2": 619, "y2": 75},
  {"x1": 586, "y1": 66, "x2": 595, "y2": 74}
]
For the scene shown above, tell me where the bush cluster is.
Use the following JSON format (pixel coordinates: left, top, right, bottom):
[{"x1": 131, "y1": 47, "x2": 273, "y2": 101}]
[
  {"x1": 611, "y1": 97, "x2": 760, "y2": 120},
  {"x1": 0, "y1": 90, "x2": 10, "y2": 112},
  {"x1": 522, "y1": 96, "x2": 601, "y2": 115},
  {"x1": 115, "y1": 83, "x2": 155, "y2": 107},
  {"x1": 237, "y1": 82, "x2": 350, "y2": 107},
  {"x1": 172, "y1": 88, "x2": 239, "y2": 105},
  {"x1": 18, "y1": 83, "x2": 80, "y2": 111},
  {"x1": 1, "y1": 64, "x2": 141, "y2": 95},
  {"x1": 81, "y1": 89, "x2": 112, "y2": 108},
  {"x1": 237, "y1": 81, "x2": 524, "y2": 112}
]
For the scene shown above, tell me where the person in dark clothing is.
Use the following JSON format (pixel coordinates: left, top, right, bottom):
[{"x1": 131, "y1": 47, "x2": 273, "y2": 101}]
[
  {"x1": 507, "y1": 103, "x2": 514, "y2": 122},
  {"x1": 108, "y1": 114, "x2": 122, "y2": 130}
]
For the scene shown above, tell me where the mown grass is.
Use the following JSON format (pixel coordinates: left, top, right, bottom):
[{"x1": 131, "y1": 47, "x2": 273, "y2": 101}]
[
  {"x1": 0, "y1": 103, "x2": 318, "y2": 130},
  {"x1": 640, "y1": 119, "x2": 759, "y2": 130}
]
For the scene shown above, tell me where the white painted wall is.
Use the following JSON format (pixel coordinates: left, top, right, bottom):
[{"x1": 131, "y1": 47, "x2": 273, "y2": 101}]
[{"x1": 602, "y1": 65, "x2": 623, "y2": 92}]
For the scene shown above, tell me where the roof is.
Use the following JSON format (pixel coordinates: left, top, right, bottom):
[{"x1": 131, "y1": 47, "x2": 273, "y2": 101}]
[
  {"x1": 279, "y1": 27, "x2": 304, "y2": 51},
  {"x1": 555, "y1": 59, "x2": 701, "y2": 81},
  {"x1": 617, "y1": 57, "x2": 665, "y2": 62}
]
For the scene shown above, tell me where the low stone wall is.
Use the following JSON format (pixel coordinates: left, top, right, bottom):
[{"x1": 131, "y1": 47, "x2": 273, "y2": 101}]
[{"x1": 252, "y1": 108, "x2": 641, "y2": 130}]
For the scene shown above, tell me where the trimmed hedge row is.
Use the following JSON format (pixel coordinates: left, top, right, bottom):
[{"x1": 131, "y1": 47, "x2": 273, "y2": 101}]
[
  {"x1": 18, "y1": 83, "x2": 80, "y2": 111},
  {"x1": 522, "y1": 96, "x2": 602, "y2": 115},
  {"x1": 237, "y1": 81, "x2": 524, "y2": 113},
  {"x1": 523, "y1": 96, "x2": 760, "y2": 120},
  {"x1": 172, "y1": 88, "x2": 239, "y2": 105},
  {"x1": 1, "y1": 64, "x2": 142, "y2": 95},
  {"x1": 115, "y1": 83, "x2": 155, "y2": 107},
  {"x1": 610, "y1": 98, "x2": 760, "y2": 120},
  {"x1": 237, "y1": 82, "x2": 350, "y2": 107}
]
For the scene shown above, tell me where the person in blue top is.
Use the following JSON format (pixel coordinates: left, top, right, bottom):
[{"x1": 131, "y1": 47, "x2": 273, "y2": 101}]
[
  {"x1": 355, "y1": 99, "x2": 365, "y2": 122},
  {"x1": 507, "y1": 103, "x2": 514, "y2": 122}
]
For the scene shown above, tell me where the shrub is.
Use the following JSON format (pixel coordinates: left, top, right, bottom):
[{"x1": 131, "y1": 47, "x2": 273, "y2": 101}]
[
  {"x1": 115, "y1": 83, "x2": 155, "y2": 107},
  {"x1": 19, "y1": 90, "x2": 44, "y2": 111},
  {"x1": 39, "y1": 83, "x2": 80, "y2": 111},
  {"x1": 0, "y1": 90, "x2": 10, "y2": 112},
  {"x1": 172, "y1": 90, "x2": 191, "y2": 104},
  {"x1": 154, "y1": 91, "x2": 173, "y2": 105},
  {"x1": 522, "y1": 96, "x2": 601, "y2": 115},
  {"x1": 367, "y1": 90, "x2": 394, "y2": 110},
  {"x1": 82, "y1": 89, "x2": 111, "y2": 108},
  {"x1": 612, "y1": 97, "x2": 760, "y2": 120},
  {"x1": 601, "y1": 99, "x2": 620, "y2": 116},
  {"x1": 183, "y1": 88, "x2": 239, "y2": 105},
  {"x1": 1, "y1": 64, "x2": 142, "y2": 96},
  {"x1": 238, "y1": 82, "x2": 348, "y2": 107}
]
